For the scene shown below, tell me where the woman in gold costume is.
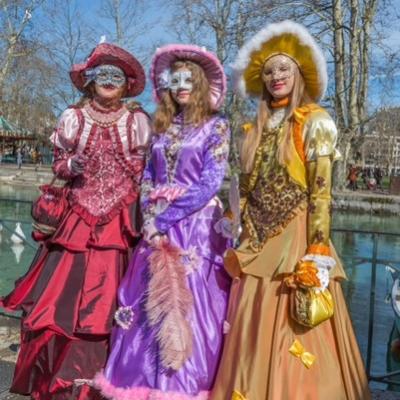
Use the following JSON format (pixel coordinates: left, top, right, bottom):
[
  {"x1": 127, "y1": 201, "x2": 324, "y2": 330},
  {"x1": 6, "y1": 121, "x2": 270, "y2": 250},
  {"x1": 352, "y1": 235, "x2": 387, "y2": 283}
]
[{"x1": 211, "y1": 21, "x2": 371, "y2": 400}]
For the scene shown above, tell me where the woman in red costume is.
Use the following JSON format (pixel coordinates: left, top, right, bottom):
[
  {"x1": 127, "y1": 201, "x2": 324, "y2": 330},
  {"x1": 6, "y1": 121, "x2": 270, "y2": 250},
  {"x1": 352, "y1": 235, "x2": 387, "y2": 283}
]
[{"x1": 0, "y1": 43, "x2": 151, "y2": 399}]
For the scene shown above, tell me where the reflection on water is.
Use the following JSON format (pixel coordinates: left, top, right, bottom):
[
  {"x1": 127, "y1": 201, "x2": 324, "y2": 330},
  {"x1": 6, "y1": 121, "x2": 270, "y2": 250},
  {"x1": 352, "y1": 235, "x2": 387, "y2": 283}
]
[
  {"x1": 0, "y1": 185, "x2": 39, "y2": 202},
  {"x1": 1, "y1": 185, "x2": 400, "y2": 389},
  {"x1": 332, "y1": 213, "x2": 400, "y2": 388},
  {"x1": 0, "y1": 185, "x2": 38, "y2": 296}
]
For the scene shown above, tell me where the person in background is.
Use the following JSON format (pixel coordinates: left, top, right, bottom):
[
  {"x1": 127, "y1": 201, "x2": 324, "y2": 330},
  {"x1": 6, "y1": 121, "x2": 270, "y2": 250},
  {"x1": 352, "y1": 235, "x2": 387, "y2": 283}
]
[
  {"x1": 347, "y1": 164, "x2": 359, "y2": 191},
  {"x1": 16, "y1": 148, "x2": 22, "y2": 169}
]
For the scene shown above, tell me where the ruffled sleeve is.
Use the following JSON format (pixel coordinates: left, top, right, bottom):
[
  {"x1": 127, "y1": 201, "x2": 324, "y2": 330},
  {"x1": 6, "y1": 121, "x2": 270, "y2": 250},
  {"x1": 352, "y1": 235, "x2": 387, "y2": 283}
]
[
  {"x1": 129, "y1": 110, "x2": 152, "y2": 183},
  {"x1": 155, "y1": 116, "x2": 230, "y2": 233},
  {"x1": 51, "y1": 108, "x2": 81, "y2": 180},
  {"x1": 304, "y1": 111, "x2": 341, "y2": 162}
]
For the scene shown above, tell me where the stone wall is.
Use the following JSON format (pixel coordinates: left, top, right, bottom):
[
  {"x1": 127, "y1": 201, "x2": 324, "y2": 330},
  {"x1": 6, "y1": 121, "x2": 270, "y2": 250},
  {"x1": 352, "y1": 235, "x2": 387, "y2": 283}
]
[{"x1": 333, "y1": 191, "x2": 400, "y2": 215}]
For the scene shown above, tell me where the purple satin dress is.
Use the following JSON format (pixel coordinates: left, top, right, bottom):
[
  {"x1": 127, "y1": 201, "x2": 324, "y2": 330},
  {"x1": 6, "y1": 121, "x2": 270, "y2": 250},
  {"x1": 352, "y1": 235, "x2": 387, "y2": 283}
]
[{"x1": 94, "y1": 114, "x2": 231, "y2": 400}]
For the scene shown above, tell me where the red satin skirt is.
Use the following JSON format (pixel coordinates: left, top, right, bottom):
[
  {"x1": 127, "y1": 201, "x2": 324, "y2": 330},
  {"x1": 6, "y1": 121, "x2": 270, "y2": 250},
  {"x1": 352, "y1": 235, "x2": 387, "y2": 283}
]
[{"x1": 0, "y1": 203, "x2": 140, "y2": 399}]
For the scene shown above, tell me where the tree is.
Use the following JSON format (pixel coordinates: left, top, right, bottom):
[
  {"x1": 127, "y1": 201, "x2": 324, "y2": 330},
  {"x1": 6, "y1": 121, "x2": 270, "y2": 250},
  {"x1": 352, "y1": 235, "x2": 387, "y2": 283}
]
[
  {"x1": 0, "y1": 0, "x2": 45, "y2": 90},
  {"x1": 169, "y1": 0, "x2": 277, "y2": 167},
  {"x1": 98, "y1": 0, "x2": 148, "y2": 54},
  {"x1": 1, "y1": 49, "x2": 56, "y2": 134},
  {"x1": 169, "y1": 0, "x2": 400, "y2": 188},
  {"x1": 39, "y1": 0, "x2": 93, "y2": 111},
  {"x1": 258, "y1": 0, "x2": 399, "y2": 188}
]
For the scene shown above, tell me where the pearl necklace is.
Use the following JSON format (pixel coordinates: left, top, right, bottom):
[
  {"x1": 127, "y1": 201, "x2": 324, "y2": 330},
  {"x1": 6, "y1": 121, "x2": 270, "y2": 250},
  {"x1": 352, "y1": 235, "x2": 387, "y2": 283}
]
[{"x1": 85, "y1": 102, "x2": 127, "y2": 128}]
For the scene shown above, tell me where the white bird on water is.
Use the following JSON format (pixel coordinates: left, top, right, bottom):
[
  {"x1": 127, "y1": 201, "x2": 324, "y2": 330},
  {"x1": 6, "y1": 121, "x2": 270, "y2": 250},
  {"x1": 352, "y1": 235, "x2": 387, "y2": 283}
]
[
  {"x1": 11, "y1": 244, "x2": 24, "y2": 264},
  {"x1": 11, "y1": 222, "x2": 26, "y2": 245}
]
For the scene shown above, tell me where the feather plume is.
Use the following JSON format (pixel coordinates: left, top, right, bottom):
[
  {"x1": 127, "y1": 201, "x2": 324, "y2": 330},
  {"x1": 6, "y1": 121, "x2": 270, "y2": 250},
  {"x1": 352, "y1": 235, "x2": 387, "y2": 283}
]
[
  {"x1": 93, "y1": 371, "x2": 210, "y2": 400},
  {"x1": 146, "y1": 239, "x2": 194, "y2": 370}
]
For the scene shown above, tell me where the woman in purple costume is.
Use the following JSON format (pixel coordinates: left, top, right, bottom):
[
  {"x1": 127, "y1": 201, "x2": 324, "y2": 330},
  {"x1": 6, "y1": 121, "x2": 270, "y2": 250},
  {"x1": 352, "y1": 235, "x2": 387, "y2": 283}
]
[{"x1": 94, "y1": 44, "x2": 231, "y2": 399}]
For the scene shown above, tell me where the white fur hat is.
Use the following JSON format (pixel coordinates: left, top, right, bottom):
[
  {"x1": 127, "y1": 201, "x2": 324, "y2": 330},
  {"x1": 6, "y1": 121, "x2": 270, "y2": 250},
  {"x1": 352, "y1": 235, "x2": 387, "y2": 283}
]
[{"x1": 232, "y1": 20, "x2": 328, "y2": 101}]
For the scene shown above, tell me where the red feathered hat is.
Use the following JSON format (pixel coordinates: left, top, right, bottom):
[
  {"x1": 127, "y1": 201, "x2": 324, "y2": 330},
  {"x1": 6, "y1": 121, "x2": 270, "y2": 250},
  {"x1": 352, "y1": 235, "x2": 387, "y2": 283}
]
[{"x1": 70, "y1": 43, "x2": 145, "y2": 97}]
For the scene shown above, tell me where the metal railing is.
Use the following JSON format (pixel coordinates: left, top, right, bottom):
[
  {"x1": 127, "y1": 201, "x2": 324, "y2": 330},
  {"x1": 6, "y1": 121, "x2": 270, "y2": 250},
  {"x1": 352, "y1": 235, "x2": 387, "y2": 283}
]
[{"x1": 331, "y1": 227, "x2": 400, "y2": 387}]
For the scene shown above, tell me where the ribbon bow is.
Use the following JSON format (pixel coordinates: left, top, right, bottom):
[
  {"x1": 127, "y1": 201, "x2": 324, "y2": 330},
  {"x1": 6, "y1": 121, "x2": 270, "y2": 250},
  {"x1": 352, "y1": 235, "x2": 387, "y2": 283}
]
[
  {"x1": 289, "y1": 339, "x2": 316, "y2": 369},
  {"x1": 232, "y1": 390, "x2": 248, "y2": 400}
]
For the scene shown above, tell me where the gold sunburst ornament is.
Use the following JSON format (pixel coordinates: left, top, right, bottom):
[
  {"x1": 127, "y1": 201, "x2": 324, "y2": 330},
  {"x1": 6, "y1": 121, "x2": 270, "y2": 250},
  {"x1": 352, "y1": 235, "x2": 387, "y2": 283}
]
[{"x1": 232, "y1": 20, "x2": 328, "y2": 102}]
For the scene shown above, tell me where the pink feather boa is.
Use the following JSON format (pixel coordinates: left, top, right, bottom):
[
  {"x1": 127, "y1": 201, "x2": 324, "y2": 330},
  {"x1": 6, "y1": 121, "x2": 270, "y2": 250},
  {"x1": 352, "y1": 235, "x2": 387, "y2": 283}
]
[{"x1": 93, "y1": 372, "x2": 210, "y2": 400}]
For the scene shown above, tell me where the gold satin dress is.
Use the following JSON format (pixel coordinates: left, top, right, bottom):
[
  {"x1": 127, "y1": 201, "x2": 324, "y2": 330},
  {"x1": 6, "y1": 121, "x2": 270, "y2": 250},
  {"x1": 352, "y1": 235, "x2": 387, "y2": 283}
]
[{"x1": 211, "y1": 106, "x2": 371, "y2": 400}]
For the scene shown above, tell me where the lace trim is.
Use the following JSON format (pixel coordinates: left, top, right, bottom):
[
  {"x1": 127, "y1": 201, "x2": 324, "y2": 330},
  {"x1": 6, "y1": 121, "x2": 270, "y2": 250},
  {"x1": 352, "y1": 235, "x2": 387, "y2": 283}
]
[
  {"x1": 69, "y1": 124, "x2": 139, "y2": 222},
  {"x1": 110, "y1": 124, "x2": 145, "y2": 179},
  {"x1": 69, "y1": 190, "x2": 139, "y2": 226},
  {"x1": 164, "y1": 122, "x2": 186, "y2": 183}
]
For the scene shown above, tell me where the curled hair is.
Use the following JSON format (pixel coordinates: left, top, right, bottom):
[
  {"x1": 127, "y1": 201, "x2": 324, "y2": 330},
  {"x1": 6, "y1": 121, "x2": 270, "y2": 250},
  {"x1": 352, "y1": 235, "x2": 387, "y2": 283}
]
[
  {"x1": 74, "y1": 84, "x2": 94, "y2": 108},
  {"x1": 240, "y1": 66, "x2": 312, "y2": 173},
  {"x1": 153, "y1": 60, "x2": 213, "y2": 133}
]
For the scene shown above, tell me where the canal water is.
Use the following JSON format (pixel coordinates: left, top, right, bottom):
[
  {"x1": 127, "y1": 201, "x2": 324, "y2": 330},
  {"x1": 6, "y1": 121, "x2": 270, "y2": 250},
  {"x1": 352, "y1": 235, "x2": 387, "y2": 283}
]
[{"x1": 1, "y1": 185, "x2": 400, "y2": 390}]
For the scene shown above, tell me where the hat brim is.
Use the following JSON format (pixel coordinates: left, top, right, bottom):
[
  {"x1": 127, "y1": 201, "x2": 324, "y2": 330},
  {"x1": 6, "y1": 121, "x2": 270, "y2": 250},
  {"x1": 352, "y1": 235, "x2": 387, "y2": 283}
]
[
  {"x1": 150, "y1": 44, "x2": 226, "y2": 110},
  {"x1": 233, "y1": 20, "x2": 327, "y2": 101},
  {"x1": 70, "y1": 44, "x2": 145, "y2": 98}
]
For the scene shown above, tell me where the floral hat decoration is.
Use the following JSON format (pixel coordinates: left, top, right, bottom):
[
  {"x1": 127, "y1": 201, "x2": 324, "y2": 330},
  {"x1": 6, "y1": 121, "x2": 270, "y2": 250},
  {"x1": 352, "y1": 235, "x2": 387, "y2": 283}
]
[{"x1": 150, "y1": 44, "x2": 227, "y2": 110}]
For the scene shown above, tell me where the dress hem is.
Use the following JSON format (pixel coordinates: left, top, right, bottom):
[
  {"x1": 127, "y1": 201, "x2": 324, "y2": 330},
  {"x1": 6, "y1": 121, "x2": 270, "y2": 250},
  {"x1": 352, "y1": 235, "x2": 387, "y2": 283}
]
[{"x1": 93, "y1": 372, "x2": 210, "y2": 400}]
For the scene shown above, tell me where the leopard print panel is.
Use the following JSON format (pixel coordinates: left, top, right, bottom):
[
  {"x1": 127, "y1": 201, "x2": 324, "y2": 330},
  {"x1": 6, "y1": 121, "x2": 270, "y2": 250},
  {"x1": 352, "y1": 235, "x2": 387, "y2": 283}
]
[{"x1": 243, "y1": 127, "x2": 308, "y2": 251}]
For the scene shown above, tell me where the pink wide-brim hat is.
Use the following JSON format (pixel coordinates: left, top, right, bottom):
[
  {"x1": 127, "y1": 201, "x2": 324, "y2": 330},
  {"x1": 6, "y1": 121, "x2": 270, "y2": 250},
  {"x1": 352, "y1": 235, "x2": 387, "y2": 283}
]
[
  {"x1": 70, "y1": 43, "x2": 145, "y2": 97},
  {"x1": 150, "y1": 44, "x2": 227, "y2": 110}
]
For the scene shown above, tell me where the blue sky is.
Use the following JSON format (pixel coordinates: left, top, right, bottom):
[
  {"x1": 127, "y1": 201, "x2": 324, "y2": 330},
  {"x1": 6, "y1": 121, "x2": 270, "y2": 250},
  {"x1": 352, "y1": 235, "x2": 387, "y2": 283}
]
[{"x1": 39, "y1": 0, "x2": 400, "y2": 113}]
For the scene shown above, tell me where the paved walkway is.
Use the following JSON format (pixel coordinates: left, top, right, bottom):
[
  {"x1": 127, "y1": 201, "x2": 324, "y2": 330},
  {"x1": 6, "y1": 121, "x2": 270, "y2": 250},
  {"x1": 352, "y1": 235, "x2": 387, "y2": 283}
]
[{"x1": 0, "y1": 164, "x2": 53, "y2": 188}]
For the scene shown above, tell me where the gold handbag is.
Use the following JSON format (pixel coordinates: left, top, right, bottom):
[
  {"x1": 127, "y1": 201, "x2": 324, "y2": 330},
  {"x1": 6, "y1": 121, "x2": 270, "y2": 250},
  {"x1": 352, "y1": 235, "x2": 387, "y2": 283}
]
[{"x1": 290, "y1": 286, "x2": 334, "y2": 328}]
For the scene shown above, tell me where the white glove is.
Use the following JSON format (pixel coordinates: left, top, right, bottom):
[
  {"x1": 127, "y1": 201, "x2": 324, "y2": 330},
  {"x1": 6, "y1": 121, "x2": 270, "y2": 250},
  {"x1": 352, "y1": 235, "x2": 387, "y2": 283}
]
[
  {"x1": 143, "y1": 218, "x2": 160, "y2": 243},
  {"x1": 68, "y1": 154, "x2": 87, "y2": 175},
  {"x1": 214, "y1": 217, "x2": 237, "y2": 239},
  {"x1": 301, "y1": 254, "x2": 336, "y2": 291}
]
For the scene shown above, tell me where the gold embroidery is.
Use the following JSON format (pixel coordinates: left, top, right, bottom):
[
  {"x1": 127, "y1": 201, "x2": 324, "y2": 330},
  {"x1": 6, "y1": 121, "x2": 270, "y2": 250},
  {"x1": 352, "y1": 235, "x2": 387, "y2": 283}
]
[
  {"x1": 307, "y1": 157, "x2": 332, "y2": 247},
  {"x1": 243, "y1": 126, "x2": 308, "y2": 251}
]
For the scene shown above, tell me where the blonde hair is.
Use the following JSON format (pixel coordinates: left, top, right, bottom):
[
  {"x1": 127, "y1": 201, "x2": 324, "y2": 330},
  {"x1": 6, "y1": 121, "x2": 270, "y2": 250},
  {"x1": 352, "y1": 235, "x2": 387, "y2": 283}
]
[
  {"x1": 153, "y1": 60, "x2": 213, "y2": 133},
  {"x1": 240, "y1": 66, "x2": 312, "y2": 173}
]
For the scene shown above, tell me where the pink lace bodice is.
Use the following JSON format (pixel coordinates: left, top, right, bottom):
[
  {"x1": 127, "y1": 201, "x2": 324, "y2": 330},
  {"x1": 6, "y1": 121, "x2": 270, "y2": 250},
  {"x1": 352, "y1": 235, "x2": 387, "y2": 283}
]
[{"x1": 51, "y1": 104, "x2": 151, "y2": 225}]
